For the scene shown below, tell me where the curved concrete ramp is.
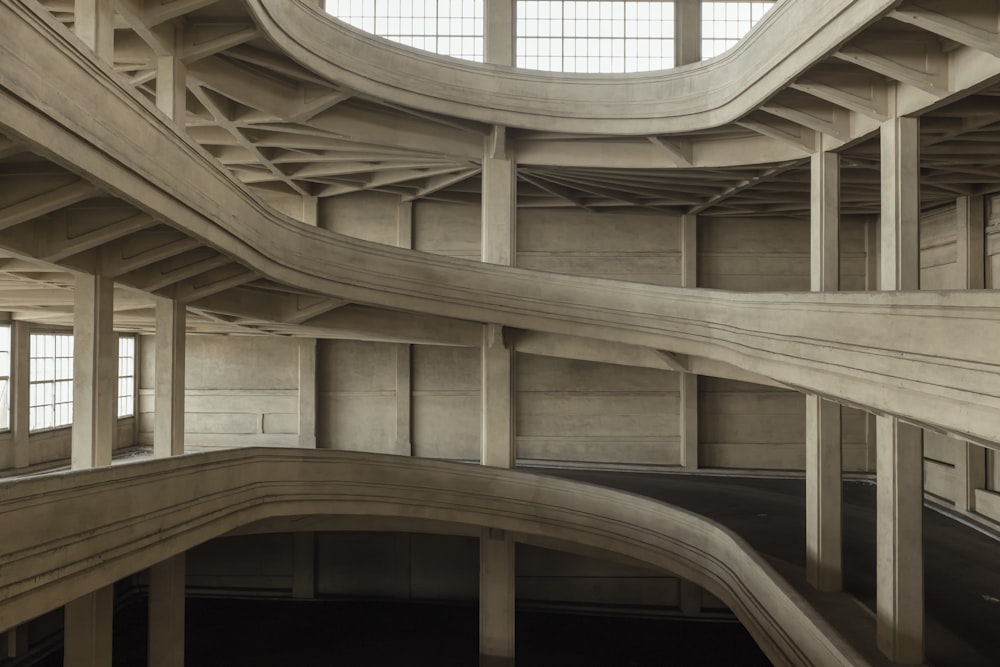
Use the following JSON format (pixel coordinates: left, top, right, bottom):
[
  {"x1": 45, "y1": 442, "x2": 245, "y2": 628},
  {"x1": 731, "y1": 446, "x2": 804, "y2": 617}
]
[
  {"x1": 1, "y1": 0, "x2": 998, "y2": 448},
  {"x1": 0, "y1": 449, "x2": 866, "y2": 666}
]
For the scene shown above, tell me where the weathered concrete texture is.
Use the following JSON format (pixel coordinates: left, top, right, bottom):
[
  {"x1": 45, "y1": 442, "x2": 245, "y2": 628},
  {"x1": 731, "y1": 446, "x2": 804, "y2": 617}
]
[{"x1": 139, "y1": 335, "x2": 300, "y2": 450}]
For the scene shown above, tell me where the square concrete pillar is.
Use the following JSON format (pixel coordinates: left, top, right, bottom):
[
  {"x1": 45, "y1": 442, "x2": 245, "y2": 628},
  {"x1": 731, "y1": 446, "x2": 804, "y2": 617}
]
[
  {"x1": 876, "y1": 416, "x2": 923, "y2": 664},
  {"x1": 148, "y1": 555, "x2": 185, "y2": 667},
  {"x1": 484, "y1": 0, "x2": 515, "y2": 66},
  {"x1": 154, "y1": 298, "x2": 185, "y2": 458},
  {"x1": 10, "y1": 321, "x2": 30, "y2": 469},
  {"x1": 480, "y1": 125, "x2": 517, "y2": 664},
  {"x1": 292, "y1": 532, "x2": 317, "y2": 599},
  {"x1": 74, "y1": 0, "x2": 114, "y2": 62},
  {"x1": 805, "y1": 394, "x2": 842, "y2": 591},
  {"x1": 481, "y1": 126, "x2": 516, "y2": 469},
  {"x1": 73, "y1": 274, "x2": 115, "y2": 469},
  {"x1": 64, "y1": 586, "x2": 113, "y2": 667},
  {"x1": 480, "y1": 528, "x2": 515, "y2": 667},
  {"x1": 954, "y1": 195, "x2": 986, "y2": 512},
  {"x1": 395, "y1": 200, "x2": 413, "y2": 455},
  {"x1": 155, "y1": 24, "x2": 186, "y2": 123},
  {"x1": 674, "y1": 0, "x2": 702, "y2": 65},
  {"x1": 806, "y1": 148, "x2": 843, "y2": 592},
  {"x1": 679, "y1": 214, "x2": 699, "y2": 469},
  {"x1": 875, "y1": 101, "x2": 923, "y2": 664},
  {"x1": 297, "y1": 339, "x2": 317, "y2": 448}
]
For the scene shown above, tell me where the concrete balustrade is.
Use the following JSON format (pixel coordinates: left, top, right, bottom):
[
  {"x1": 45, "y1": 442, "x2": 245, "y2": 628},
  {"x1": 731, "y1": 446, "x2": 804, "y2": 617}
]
[
  {"x1": 0, "y1": 449, "x2": 871, "y2": 667},
  {"x1": 1, "y1": 0, "x2": 999, "y2": 451}
]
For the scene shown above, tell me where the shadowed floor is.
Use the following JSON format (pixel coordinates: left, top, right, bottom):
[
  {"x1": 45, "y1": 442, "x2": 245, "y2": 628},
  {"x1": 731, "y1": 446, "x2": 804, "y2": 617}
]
[{"x1": 538, "y1": 470, "x2": 1000, "y2": 667}]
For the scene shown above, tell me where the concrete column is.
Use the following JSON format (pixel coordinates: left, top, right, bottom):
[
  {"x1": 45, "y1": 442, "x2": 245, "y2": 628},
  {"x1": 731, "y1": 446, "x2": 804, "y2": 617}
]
[
  {"x1": 805, "y1": 395, "x2": 842, "y2": 591},
  {"x1": 301, "y1": 195, "x2": 319, "y2": 226},
  {"x1": 75, "y1": 0, "x2": 114, "y2": 62},
  {"x1": 396, "y1": 200, "x2": 413, "y2": 456},
  {"x1": 876, "y1": 103, "x2": 923, "y2": 664},
  {"x1": 954, "y1": 195, "x2": 986, "y2": 512},
  {"x1": 154, "y1": 298, "x2": 185, "y2": 458},
  {"x1": 480, "y1": 528, "x2": 515, "y2": 667},
  {"x1": 679, "y1": 579, "x2": 702, "y2": 616},
  {"x1": 64, "y1": 586, "x2": 113, "y2": 667},
  {"x1": 155, "y1": 27, "x2": 186, "y2": 122},
  {"x1": 863, "y1": 219, "x2": 879, "y2": 474},
  {"x1": 481, "y1": 326, "x2": 514, "y2": 469},
  {"x1": 292, "y1": 532, "x2": 317, "y2": 599},
  {"x1": 810, "y1": 150, "x2": 840, "y2": 292},
  {"x1": 482, "y1": 127, "x2": 516, "y2": 268},
  {"x1": 679, "y1": 214, "x2": 698, "y2": 469},
  {"x1": 481, "y1": 126, "x2": 516, "y2": 469},
  {"x1": 395, "y1": 344, "x2": 412, "y2": 456},
  {"x1": 876, "y1": 416, "x2": 923, "y2": 664},
  {"x1": 297, "y1": 339, "x2": 317, "y2": 448},
  {"x1": 148, "y1": 554, "x2": 185, "y2": 667},
  {"x1": 806, "y1": 148, "x2": 842, "y2": 592},
  {"x1": 480, "y1": 126, "x2": 516, "y2": 666},
  {"x1": 675, "y1": 0, "x2": 702, "y2": 65},
  {"x1": 73, "y1": 274, "x2": 115, "y2": 470},
  {"x1": 879, "y1": 114, "x2": 920, "y2": 292},
  {"x1": 10, "y1": 321, "x2": 29, "y2": 469},
  {"x1": 484, "y1": 0, "x2": 515, "y2": 66},
  {"x1": 2, "y1": 625, "x2": 28, "y2": 659}
]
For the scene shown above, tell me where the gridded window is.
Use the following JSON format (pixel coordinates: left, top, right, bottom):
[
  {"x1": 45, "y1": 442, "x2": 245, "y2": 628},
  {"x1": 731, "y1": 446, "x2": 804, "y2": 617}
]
[
  {"x1": 701, "y1": 2, "x2": 774, "y2": 59},
  {"x1": 29, "y1": 332, "x2": 74, "y2": 431},
  {"x1": 326, "y1": 0, "x2": 485, "y2": 61},
  {"x1": 517, "y1": 1, "x2": 675, "y2": 72},
  {"x1": 0, "y1": 326, "x2": 10, "y2": 431},
  {"x1": 118, "y1": 336, "x2": 135, "y2": 418}
]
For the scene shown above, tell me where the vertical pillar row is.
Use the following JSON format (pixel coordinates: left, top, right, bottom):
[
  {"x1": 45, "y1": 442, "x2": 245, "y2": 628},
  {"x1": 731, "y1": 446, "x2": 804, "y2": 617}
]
[
  {"x1": 10, "y1": 321, "x2": 30, "y2": 469},
  {"x1": 155, "y1": 24, "x2": 186, "y2": 123},
  {"x1": 806, "y1": 148, "x2": 843, "y2": 592},
  {"x1": 876, "y1": 101, "x2": 923, "y2": 665},
  {"x1": 479, "y1": 124, "x2": 517, "y2": 667},
  {"x1": 148, "y1": 555, "x2": 185, "y2": 667},
  {"x1": 954, "y1": 195, "x2": 986, "y2": 513},
  {"x1": 675, "y1": 0, "x2": 702, "y2": 66},
  {"x1": 72, "y1": 274, "x2": 116, "y2": 470},
  {"x1": 484, "y1": 0, "x2": 516, "y2": 67},
  {"x1": 74, "y1": 0, "x2": 114, "y2": 62},
  {"x1": 396, "y1": 200, "x2": 413, "y2": 456},
  {"x1": 679, "y1": 213, "x2": 698, "y2": 470},
  {"x1": 297, "y1": 338, "x2": 317, "y2": 448},
  {"x1": 154, "y1": 298, "x2": 185, "y2": 458},
  {"x1": 64, "y1": 586, "x2": 113, "y2": 667}
]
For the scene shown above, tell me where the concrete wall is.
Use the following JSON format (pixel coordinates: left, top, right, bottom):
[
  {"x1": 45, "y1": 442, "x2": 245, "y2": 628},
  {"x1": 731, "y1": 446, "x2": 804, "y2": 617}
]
[
  {"x1": 138, "y1": 334, "x2": 301, "y2": 450},
  {"x1": 989, "y1": 196, "x2": 1000, "y2": 503},
  {"x1": 317, "y1": 339, "x2": 397, "y2": 453},
  {"x1": 160, "y1": 199, "x2": 882, "y2": 474},
  {"x1": 517, "y1": 208, "x2": 680, "y2": 286},
  {"x1": 0, "y1": 328, "x2": 137, "y2": 473},
  {"x1": 414, "y1": 200, "x2": 480, "y2": 260},
  {"x1": 412, "y1": 345, "x2": 480, "y2": 460},
  {"x1": 319, "y1": 191, "x2": 399, "y2": 244},
  {"x1": 516, "y1": 353, "x2": 678, "y2": 466},
  {"x1": 184, "y1": 531, "x2": 726, "y2": 616},
  {"x1": 916, "y1": 196, "x2": 1000, "y2": 524}
]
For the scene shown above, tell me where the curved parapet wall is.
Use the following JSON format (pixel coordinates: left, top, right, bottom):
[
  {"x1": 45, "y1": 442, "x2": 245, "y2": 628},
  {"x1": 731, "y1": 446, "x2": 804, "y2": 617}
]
[
  {"x1": 251, "y1": 0, "x2": 897, "y2": 134},
  {"x1": 2, "y1": 0, "x2": 1000, "y2": 448},
  {"x1": 0, "y1": 448, "x2": 869, "y2": 667}
]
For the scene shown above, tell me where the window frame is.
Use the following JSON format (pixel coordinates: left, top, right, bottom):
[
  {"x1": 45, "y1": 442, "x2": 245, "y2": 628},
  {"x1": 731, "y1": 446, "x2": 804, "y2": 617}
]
[
  {"x1": 0, "y1": 324, "x2": 10, "y2": 433},
  {"x1": 28, "y1": 330, "x2": 75, "y2": 433},
  {"x1": 117, "y1": 334, "x2": 136, "y2": 419}
]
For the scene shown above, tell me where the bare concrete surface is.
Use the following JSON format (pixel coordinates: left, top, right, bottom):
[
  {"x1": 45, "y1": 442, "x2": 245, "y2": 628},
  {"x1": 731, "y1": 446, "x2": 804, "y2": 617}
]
[{"x1": 537, "y1": 469, "x2": 1000, "y2": 667}]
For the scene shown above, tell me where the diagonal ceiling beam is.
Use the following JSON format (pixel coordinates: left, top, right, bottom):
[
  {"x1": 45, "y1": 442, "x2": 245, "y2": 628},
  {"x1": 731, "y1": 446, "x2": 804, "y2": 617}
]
[
  {"x1": 0, "y1": 180, "x2": 100, "y2": 230},
  {"x1": 891, "y1": 1, "x2": 1000, "y2": 59}
]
